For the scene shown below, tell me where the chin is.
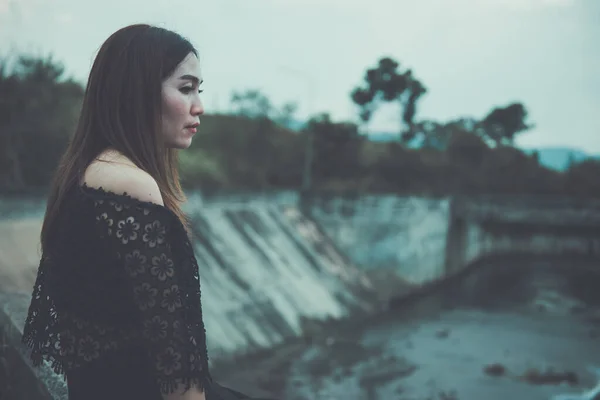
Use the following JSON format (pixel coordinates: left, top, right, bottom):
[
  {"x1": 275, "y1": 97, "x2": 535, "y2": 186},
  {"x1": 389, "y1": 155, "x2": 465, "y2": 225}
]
[{"x1": 167, "y1": 138, "x2": 193, "y2": 150}]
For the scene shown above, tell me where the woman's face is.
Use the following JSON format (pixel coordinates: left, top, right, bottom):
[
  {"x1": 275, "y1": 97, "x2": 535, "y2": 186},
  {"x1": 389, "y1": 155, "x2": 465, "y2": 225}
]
[{"x1": 161, "y1": 52, "x2": 204, "y2": 149}]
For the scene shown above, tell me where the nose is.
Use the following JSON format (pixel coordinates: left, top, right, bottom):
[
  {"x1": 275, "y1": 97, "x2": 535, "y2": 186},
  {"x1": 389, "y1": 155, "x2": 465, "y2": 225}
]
[{"x1": 191, "y1": 97, "x2": 204, "y2": 116}]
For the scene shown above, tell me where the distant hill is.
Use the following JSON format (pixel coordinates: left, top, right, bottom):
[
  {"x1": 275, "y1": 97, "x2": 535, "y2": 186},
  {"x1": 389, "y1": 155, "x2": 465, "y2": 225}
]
[
  {"x1": 367, "y1": 132, "x2": 399, "y2": 142},
  {"x1": 366, "y1": 132, "x2": 597, "y2": 172},
  {"x1": 521, "y1": 147, "x2": 597, "y2": 172}
]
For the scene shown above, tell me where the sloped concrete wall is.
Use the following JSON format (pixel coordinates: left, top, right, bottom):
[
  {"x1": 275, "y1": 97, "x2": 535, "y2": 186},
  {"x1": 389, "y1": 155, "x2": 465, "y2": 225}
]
[{"x1": 306, "y1": 195, "x2": 451, "y2": 284}]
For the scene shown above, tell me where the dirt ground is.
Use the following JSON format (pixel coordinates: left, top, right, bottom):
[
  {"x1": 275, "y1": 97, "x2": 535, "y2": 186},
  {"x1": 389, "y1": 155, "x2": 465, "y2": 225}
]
[
  {"x1": 210, "y1": 304, "x2": 600, "y2": 400},
  {"x1": 211, "y1": 262, "x2": 600, "y2": 400},
  {"x1": 0, "y1": 218, "x2": 42, "y2": 295}
]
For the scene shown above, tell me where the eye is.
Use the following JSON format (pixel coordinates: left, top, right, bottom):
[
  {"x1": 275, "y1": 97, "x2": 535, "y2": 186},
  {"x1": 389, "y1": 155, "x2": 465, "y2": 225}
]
[{"x1": 180, "y1": 87, "x2": 204, "y2": 95}]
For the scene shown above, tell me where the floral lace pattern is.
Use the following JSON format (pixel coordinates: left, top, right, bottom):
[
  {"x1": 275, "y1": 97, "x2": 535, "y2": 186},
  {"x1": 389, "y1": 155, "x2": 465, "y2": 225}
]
[
  {"x1": 22, "y1": 259, "x2": 138, "y2": 372},
  {"x1": 21, "y1": 186, "x2": 210, "y2": 394}
]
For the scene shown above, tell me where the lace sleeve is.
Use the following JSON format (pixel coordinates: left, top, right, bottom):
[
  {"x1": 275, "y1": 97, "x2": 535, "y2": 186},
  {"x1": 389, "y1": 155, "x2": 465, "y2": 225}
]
[{"x1": 93, "y1": 197, "x2": 208, "y2": 394}]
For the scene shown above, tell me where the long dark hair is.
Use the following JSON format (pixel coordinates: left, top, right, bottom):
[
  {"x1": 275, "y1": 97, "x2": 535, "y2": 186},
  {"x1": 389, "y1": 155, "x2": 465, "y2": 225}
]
[{"x1": 41, "y1": 24, "x2": 197, "y2": 253}]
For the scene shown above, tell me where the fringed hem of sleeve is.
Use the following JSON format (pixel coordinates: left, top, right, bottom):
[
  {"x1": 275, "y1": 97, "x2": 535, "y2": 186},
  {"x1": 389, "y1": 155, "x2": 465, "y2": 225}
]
[{"x1": 157, "y1": 373, "x2": 213, "y2": 395}]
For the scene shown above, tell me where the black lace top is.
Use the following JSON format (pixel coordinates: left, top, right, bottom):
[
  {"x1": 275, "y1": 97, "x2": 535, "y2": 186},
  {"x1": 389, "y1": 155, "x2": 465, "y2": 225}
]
[{"x1": 21, "y1": 184, "x2": 211, "y2": 394}]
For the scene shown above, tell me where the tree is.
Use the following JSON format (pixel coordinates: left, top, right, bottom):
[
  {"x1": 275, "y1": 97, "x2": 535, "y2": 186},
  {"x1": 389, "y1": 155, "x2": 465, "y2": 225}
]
[
  {"x1": 229, "y1": 89, "x2": 273, "y2": 119},
  {"x1": 0, "y1": 53, "x2": 83, "y2": 191},
  {"x1": 273, "y1": 101, "x2": 298, "y2": 129},
  {"x1": 229, "y1": 88, "x2": 299, "y2": 129},
  {"x1": 566, "y1": 152, "x2": 577, "y2": 170},
  {"x1": 307, "y1": 113, "x2": 364, "y2": 182},
  {"x1": 480, "y1": 102, "x2": 533, "y2": 146},
  {"x1": 406, "y1": 117, "x2": 480, "y2": 150},
  {"x1": 530, "y1": 150, "x2": 540, "y2": 164},
  {"x1": 447, "y1": 129, "x2": 490, "y2": 166},
  {"x1": 351, "y1": 57, "x2": 426, "y2": 138},
  {"x1": 564, "y1": 160, "x2": 600, "y2": 197}
]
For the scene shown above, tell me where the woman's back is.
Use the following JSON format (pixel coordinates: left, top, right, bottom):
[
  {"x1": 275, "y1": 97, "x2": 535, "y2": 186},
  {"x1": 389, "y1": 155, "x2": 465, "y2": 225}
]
[
  {"x1": 82, "y1": 149, "x2": 163, "y2": 206},
  {"x1": 24, "y1": 151, "x2": 210, "y2": 399},
  {"x1": 76, "y1": 150, "x2": 207, "y2": 400}
]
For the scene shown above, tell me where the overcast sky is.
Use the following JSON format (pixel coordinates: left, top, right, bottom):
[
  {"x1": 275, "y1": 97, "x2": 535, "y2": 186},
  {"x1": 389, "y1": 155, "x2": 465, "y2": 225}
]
[{"x1": 1, "y1": 0, "x2": 598, "y2": 152}]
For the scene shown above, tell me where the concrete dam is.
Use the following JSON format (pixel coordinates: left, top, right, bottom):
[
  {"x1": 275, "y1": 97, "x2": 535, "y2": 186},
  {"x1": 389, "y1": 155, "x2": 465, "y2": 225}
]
[{"x1": 2, "y1": 190, "x2": 600, "y2": 399}]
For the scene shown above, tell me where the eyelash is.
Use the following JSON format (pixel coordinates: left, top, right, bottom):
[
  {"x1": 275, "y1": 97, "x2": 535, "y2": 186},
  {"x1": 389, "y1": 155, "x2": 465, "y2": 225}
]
[{"x1": 180, "y1": 87, "x2": 203, "y2": 94}]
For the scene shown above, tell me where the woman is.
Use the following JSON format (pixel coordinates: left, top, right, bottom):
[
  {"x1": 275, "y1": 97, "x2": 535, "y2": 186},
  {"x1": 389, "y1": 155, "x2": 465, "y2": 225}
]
[{"x1": 21, "y1": 24, "x2": 274, "y2": 400}]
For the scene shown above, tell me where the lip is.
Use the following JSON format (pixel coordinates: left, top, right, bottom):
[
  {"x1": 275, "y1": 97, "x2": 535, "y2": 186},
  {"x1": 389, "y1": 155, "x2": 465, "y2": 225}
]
[{"x1": 185, "y1": 122, "x2": 199, "y2": 133}]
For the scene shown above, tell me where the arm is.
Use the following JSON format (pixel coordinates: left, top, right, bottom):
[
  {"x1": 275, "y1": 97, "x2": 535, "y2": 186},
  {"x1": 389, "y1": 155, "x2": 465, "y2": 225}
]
[{"x1": 90, "y1": 174, "x2": 207, "y2": 400}]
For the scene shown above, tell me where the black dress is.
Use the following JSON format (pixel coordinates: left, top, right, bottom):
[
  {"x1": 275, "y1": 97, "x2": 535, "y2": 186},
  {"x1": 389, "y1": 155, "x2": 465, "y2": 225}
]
[{"x1": 21, "y1": 183, "x2": 275, "y2": 400}]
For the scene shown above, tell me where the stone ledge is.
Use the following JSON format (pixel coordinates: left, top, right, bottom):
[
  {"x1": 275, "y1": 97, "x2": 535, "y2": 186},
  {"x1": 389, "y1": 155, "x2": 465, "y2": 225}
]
[{"x1": 0, "y1": 291, "x2": 67, "y2": 400}]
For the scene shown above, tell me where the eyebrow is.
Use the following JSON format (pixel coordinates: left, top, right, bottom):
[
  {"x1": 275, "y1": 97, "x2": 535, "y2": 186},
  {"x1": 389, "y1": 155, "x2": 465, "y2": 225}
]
[{"x1": 179, "y1": 74, "x2": 202, "y2": 85}]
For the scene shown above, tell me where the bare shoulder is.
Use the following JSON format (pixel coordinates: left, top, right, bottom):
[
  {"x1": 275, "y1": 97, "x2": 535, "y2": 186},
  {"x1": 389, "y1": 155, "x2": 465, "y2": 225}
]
[{"x1": 83, "y1": 152, "x2": 164, "y2": 206}]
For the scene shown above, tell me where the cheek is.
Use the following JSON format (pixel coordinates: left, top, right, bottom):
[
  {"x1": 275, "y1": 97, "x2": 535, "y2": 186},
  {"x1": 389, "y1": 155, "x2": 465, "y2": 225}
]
[{"x1": 163, "y1": 92, "x2": 189, "y2": 121}]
